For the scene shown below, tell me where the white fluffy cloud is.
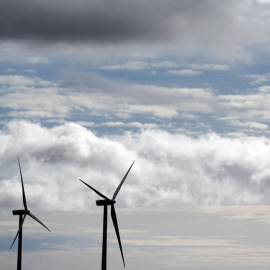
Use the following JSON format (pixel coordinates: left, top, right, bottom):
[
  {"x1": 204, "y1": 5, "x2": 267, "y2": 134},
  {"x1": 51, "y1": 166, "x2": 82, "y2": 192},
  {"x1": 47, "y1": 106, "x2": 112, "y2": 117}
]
[{"x1": 1, "y1": 120, "x2": 270, "y2": 212}]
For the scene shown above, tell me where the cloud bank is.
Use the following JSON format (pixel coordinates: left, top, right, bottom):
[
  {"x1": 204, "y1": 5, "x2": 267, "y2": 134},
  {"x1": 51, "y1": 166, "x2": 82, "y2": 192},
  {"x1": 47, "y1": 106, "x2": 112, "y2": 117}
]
[
  {"x1": 1, "y1": 120, "x2": 270, "y2": 211},
  {"x1": 1, "y1": 73, "x2": 270, "y2": 136}
]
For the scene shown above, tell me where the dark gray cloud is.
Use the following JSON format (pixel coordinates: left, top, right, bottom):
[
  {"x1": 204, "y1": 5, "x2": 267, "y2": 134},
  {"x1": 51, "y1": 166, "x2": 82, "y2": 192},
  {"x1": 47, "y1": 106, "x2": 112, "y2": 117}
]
[{"x1": 0, "y1": 0, "x2": 241, "y2": 43}]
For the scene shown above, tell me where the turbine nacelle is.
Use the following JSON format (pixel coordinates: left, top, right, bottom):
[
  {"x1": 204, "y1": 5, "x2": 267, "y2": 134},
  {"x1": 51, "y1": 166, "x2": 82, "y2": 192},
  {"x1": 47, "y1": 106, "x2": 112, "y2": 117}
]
[
  {"x1": 96, "y1": 199, "x2": 116, "y2": 206},
  {"x1": 12, "y1": 209, "x2": 30, "y2": 216}
]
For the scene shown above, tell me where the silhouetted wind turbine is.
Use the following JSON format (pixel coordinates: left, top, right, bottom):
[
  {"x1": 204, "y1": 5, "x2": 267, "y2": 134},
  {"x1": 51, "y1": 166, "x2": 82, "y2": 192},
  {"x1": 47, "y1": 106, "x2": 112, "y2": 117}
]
[
  {"x1": 10, "y1": 157, "x2": 50, "y2": 270},
  {"x1": 79, "y1": 161, "x2": 134, "y2": 270}
]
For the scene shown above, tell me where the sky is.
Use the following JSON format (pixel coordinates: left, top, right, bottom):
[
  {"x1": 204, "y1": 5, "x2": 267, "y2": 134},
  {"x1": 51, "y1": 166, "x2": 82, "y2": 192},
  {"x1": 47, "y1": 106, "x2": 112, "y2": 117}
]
[{"x1": 1, "y1": 0, "x2": 270, "y2": 269}]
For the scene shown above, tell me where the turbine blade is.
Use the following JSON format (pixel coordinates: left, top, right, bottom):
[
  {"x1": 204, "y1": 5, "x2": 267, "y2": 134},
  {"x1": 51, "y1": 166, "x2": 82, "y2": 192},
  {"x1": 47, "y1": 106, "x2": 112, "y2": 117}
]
[
  {"x1": 28, "y1": 212, "x2": 51, "y2": 232},
  {"x1": 111, "y1": 205, "x2": 125, "y2": 267},
  {"x1": 79, "y1": 179, "x2": 110, "y2": 200},
  {"x1": 17, "y1": 157, "x2": 27, "y2": 210},
  {"x1": 10, "y1": 213, "x2": 27, "y2": 249},
  {"x1": 112, "y1": 161, "x2": 135, "y2": 201}
]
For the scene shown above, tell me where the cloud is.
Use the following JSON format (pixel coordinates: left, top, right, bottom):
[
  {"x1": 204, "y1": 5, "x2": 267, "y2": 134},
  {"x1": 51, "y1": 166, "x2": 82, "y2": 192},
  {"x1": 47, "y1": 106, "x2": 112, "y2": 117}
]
[
  {"x1": 258, "y1": 85, "x2": 270, "y2": 92},
  {"x1": 101, "y1": 60, "x2": 178, "y2": 71},
  {"x1": 77, "y1": 121, "x2": 158, "y2": 129},
  {"x1": 0, "y1": 0, "x2": 175, "y2": 43},
  {"x1": 0, "y1": 0, "x2": 269, "y2": 63},
  {"x1": 95, "y1": 121, "x2": 158, "y2": 129},
  {"x1": 218, "y1": 90, "x2": 270, "y2": 127},
  {"x1": 2, "y1": 72, "x2": 270, "y2": 136},
  {"x1": 247, "y1": 74, "x2": 270, "y2": 85},
  {"x1": 166, "y1": 64, "x2": 229, "y2": 76},
  {"x1": 219, "y1": 93, "x2": 267, "y2": 110},
  {"x1": 257, "y1": 0, "x2": 270, "y2": 3},
  {"x1": 2, "y1": 72, "x2": 270, "y2": 137},
  {"x1": 150, "y1": 71, "x2": 157, "y2": 76},
  {"x1": 0, "y1": 75, "x2": 69, "y2": 119},
  {"x1": 26, "y1": 56, "x2": 51, "y2": 64},
  {"x1": 67, "y1": 74, "x2": 215, "y2": 115},
  {"x1": 101, "y1": 61, "x2": 148, "y2": 71},
  {"x1": 0, "y1": 75, "x2": 51, "y2": 87},
  {"x1": 2, "y1": 120, "x2": 270, "y2": 212},
  {"x1": 0, "y1": 0, "x2": 238, "y2": 44},
  {"x1": 0, "y1": 73, "x2": 216, "y2": 122},
  {"x1": 167, "y1": 69, "x2": 202, "y2": 76},
  {"x1": 190, "y1": 64, "x2": 229, "y2": 71},
  {"x1": 229, "y1": 120, "x2": 268, "y2": 130},
  {"x1": 151, "y1": 61, "x2": 178, "y2": 68}
]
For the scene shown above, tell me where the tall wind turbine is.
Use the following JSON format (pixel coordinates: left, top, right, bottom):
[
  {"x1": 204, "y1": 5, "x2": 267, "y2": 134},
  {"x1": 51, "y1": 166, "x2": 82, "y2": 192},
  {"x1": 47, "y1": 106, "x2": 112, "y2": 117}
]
[
  {"x1": 79, "y1": 161, "x2": 134, "y2": 270},
  {"x1": 10, "y1": 157, "x2": 51, "y2": 270}
]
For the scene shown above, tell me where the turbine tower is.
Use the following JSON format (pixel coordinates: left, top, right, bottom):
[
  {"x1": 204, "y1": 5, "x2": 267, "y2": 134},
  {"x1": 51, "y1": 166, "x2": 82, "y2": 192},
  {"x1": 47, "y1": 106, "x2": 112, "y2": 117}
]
[
  {"x1": 10, "y1": 157, "x2": 51, "y2": 270},
  {"x1": 79, "y1": 161, "x2": 134, "y2": 270}
]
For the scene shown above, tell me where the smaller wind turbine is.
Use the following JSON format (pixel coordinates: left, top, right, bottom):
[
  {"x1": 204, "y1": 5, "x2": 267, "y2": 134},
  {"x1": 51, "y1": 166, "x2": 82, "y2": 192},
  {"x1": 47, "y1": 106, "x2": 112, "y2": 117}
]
[
  {"x1": 10, "y1": 157, "x2": 50, "y2": 270},
  {"x1": 79, "y1": 161, "x2": 134, "y2": 270}
]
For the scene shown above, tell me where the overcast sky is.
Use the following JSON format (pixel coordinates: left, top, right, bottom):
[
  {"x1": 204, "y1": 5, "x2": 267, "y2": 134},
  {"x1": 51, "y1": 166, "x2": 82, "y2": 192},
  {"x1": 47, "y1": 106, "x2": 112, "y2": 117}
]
[{"x1": 1, "y1": 0, "x2": 270, "y2": 269}]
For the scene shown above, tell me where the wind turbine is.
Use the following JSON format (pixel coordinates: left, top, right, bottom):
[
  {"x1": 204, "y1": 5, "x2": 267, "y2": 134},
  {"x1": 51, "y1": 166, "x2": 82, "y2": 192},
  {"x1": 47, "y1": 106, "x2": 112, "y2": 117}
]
[
  {"x1": 10, "y1": 157, "x2": 51, "y2": 270},
  {"x1": 79, "y1": 161, "x2": 134, "y2": 270}
]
